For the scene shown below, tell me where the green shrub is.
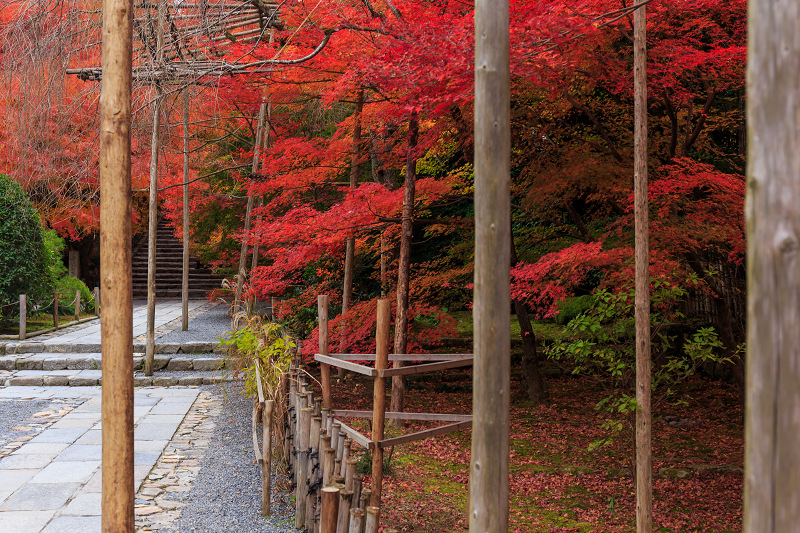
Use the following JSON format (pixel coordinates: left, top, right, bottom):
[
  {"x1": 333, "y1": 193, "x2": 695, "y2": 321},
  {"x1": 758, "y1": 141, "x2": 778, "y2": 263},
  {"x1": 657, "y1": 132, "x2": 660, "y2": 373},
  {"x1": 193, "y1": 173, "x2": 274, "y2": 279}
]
[
  {"x1": 55, "y1": 276, "x2": 94, "y2": 315},
  {"x1": 0, "y1": 175, "x2": 49, "y2": 316},
  {"x1": 554, "y1": 294, "x2": 595, "y2": 325}
]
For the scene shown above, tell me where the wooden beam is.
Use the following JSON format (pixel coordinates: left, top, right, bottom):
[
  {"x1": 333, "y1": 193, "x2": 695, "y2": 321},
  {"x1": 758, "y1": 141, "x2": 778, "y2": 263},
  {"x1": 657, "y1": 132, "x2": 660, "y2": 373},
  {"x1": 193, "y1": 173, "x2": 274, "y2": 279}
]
[
  {"x1": 471, "y1": 0, "x2": 511, "y2": 531},
  {"x1": 378, "y1": 358, "x2": 473, "y2": 378},
  {"x1": 329, "y1": 353, "x2": 473, "y2": 362},
  {"x1": 333, "y1": 410, "x2": 472, "y2": 423},
  {"x1": 315, "y1": 354, "x2": 376, "y2": 377},
  {"x1": 334, "y1": 419, "x2": 372, "y2": 449},
  {"x1": 99, "y1": 0, "x2": 135, "y2": 524},
  {"x1": 376, "y1": 421, "x2": 472, "y2": 449}
]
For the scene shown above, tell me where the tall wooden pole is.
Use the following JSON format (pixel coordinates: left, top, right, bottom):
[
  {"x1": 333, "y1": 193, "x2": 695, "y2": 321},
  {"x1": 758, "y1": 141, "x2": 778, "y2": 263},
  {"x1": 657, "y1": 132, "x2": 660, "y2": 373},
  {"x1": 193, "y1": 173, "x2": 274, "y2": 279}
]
[
  {"x1": 233, "y1": 100, "x2": 267, "y2": 314},
  {"x1": 251, "y1": 100, "x2": 271, "y2": 274},
  {"x1": 319, "y1": 294, "x2": 331, "y2": 409},
  {"x1": 144, "y1": 0, "x2": 166, "y2": 376},
  {"x1": 370, "y1": 299, "x2": 390, "y2": 510},
  {"x1": 182, "y1": 88, "x2": 190, "y2": 332},
  {"x1": 99, "y1": 0, "x2": 134, "y2": 526},
  {"x1": 745, "y1": 2, "x2": 800, "y2": 531},
  {"x1": 633, "y1": 1, "x2": 652, "y2": 531},
  {"x1": 470, "y1": 0, "x2": 510, "y2": 531},
  {"x1": 342, "y1": 88, "x2": 364, "y2": 320}
]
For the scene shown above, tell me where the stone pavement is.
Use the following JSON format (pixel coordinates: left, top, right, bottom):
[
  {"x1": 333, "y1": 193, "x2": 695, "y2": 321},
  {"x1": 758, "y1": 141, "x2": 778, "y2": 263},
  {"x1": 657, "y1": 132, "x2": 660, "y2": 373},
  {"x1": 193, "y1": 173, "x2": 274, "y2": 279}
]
[{"x1": 0, "y1": 385, "x2": 203, "y2": 533}]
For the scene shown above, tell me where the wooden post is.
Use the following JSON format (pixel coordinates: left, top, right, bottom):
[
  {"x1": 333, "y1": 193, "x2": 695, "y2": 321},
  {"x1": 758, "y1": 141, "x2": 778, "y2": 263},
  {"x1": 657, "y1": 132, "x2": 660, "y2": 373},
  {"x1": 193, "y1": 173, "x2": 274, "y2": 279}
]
[
  {"x1": 19, "y1": 294, "x2": 26, "y2": 340},
  {"x1": 53, "y1": 292, "x2": 59, "y2": 329},
  {"x1": 144, "y1": 0, "x2": 166, "y2": 377},
  {"x1": 336, "y1": 490, "x2": 353, "y2": 533},
  {"x1": 319, "y1": 295, "x2": 331, "y2": 408},
  {"x1": 297, "y1": 406, "x2": 312, "y2": 529},
  {"x1": 307, "y1": 416, "x2": 322, "y2": 529},
  {"x1": 323, "y1": 446, "x2": 335, "y2": 486},
  {"x1": 321, "y1": 487, "x2": 340, "y2": 533},
  {"x1": 344, "y1": 457, "x2": 356, "y2": 489},
  {"x1": 75, "y1": 290, "x2": 81, "y2": 322},
  {"x1": 181, "y1": 88, "x2": 190, "y2": 332},
  {"x1": 93, "y1": 287, "x2": 100, "y2": 316},
  {"x1": 359, "y1": 490, "x2": 371, "y2": 512},
  {"x1": 363, "y1": 506, "x2": 380, "y2": 533},
  {"x1": 348, "y1": 509, "x2": 364, "y2": 533},
  {"x1": 470, "y1": 0, "x2": 511, "y2": 531},
  {"x1": 352, "y1": 473, "x2": 363, "y2": 505},
  {"x1": 262, "y1": 399, "x2": 274, "y2": 516},
  {"x1": 633, "y1": 0, "x2": 652, "y2": 531},
  {"x1": 370, "y1": 299, "x2": 390, "y2": 509},
  {"x1": 745, "y1": 2, "x2": 800, "y2": 531},
  {"x1": 99, "y1": 0, "x2": 134, "y2": 523},
  {"x1": 233, "y1": 100, "x2": 267, "y2": 314}
]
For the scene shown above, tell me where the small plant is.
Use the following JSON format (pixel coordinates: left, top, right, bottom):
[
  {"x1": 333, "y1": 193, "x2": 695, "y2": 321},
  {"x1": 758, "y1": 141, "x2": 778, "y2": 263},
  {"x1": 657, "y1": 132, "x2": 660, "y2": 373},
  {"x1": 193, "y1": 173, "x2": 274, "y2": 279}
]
[{"x1": 355, "y1": 449, "x2": 393, "y2": 476}]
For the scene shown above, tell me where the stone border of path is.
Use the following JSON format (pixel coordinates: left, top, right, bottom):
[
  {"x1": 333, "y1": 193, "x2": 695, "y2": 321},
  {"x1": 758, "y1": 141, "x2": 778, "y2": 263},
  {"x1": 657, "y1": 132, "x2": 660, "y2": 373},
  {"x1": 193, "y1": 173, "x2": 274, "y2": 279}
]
[{"x1": 0, "y1": 386, "x2": 202, "y2": 533}]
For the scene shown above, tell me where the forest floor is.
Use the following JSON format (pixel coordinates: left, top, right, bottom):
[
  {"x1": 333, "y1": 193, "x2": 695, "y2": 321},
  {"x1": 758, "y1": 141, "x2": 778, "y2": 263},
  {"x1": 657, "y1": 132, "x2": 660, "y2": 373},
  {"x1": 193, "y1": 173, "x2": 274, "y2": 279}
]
[{"x1": 328, "y1": 361, "x2": 743, "y2": 533}]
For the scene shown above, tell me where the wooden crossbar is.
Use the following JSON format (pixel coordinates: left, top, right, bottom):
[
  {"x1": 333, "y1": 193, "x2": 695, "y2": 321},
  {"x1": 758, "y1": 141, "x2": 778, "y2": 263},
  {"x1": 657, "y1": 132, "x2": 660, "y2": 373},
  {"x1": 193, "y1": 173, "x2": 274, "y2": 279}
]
[
  {"x1": 330, "y1": 353, "x2": 472, "y2": 362},
  {"x1": 334, "y1": 419, "x2": 372, "y2": 448},
  {"x1": 314, "y1": 354, "x2": 377, "y2": 376},
  {"x1": 378, "y1": 358, "x2": 473, "y2": 378},
  {"x1": 332, "y1": 410, "x2": 472, "y2": 423},
  {"x1": 376, "y1": 421, "x2": 472, "y2": 449}
]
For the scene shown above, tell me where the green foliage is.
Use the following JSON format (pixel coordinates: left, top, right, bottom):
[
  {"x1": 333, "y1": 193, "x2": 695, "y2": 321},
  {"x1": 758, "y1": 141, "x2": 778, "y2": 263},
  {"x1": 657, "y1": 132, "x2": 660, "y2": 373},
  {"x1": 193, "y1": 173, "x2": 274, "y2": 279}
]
[
  {"x1": 43, "y1": 229, "x2": 68, "y2": 287},
  {"x1": 547, "y1": 281, "x2": 733, "y2": 449},
  {"x1": 355, "y1": 449, "x2": 393, "y2": 476},
  {"x1": 0, "y1": 175, "x2": 49, "y2": 315},
  {"x1": 554, "y1": 295, "x2": 595, "y2": 325},
  {"x1": 55, "y1": 276, "x2": 94, "y2": 314}
]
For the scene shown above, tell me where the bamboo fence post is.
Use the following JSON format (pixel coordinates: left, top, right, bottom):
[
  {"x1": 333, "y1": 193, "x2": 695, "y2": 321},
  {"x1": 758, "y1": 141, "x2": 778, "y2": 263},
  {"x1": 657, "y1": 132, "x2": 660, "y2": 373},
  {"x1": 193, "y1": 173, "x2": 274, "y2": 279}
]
[
  {"x1": 181, "y1": 88, "x2": 190, "y2": 332},
  {"x1": 144, "y1": 0, "x2": 165, "y2": 376},
  {"x1": 53, "y1": 292, "x2": 59, "y2": 329},
  {"x1": 297, "y1": 406, "x2": 312, "y2": 529},
  {"x1": 74, "y1": 290, "x2": 81, "y2": 321},
  {"x1": 19, "y1": 294, "x2": 26, "y2": 340},
  {"x1": 471, "y1": 0, "x2": 511, "y2": 531},
  {"x1": 233, "y1": 99, "x2": 267, "y2": 314},
  {"x1": 339, "y1": 440, "x2": 351, "y2": 477},
  {"x1": 331, "y1": 423, "x2": 341, "y2": 457},
  {"x1": 352, "y1": 473, "x2": 363, "y2": 505},
  {"x1": 319, "y1": 295, "x2": 331, "y2": 408},
  {"x1": 308, "y1": 416, "x2": 322, "y2": 531},
  {"x1": 345, "y1": 458, "x2": 356, "y2": 491},
  {"x1": 287, "y1": 372, "x2": 297, "y2": 470},
  {"x1": 336, "y1": 489, "x2": 353, "y2": 533},
  {"x1": 262, "y1": 399, "x2": 274, "y2": 516},
  {"x1": 363, "y1": 506, "x2": 380, "y2": 533},
  {"x1": 633, "y1": 0, "x2": 652, "y2": 531},
  {"x1": 322, "y1": 487, "x2": 340, "y2": 533},
  {"x1": 348, "y1": 508, "x2": 364, "y2": 533},
  {"x1": 359, "y1": 490, "x2": 371, "y2": 512},
  {"x1": 745, "y1": 2, "x2": 800, "y2": 530},
  {"x1": 93, "y1": 287, "x2": 100, "y2": 316},
  {"x1": 314, "y1": 398, "x2": 322, "y2": 417},
  {"x1": 99, "y1": 0, "x2": 135, "y2": 521},
  {"x1": 323, "y1": 446, "x2": 335, "y2": 486}
]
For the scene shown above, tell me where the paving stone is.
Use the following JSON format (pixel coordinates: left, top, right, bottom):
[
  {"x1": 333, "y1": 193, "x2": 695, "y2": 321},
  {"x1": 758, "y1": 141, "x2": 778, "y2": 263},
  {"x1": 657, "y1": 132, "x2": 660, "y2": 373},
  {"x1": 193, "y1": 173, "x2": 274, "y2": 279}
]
[
  {"x1": 166, "y1": 358, "x2": 192, "y2": 371},
  {"x1": 0, "y1": 356, "x2": 16, "y2": 371},
  {"x1": 43, "y1": 375, "x2": 71, "y2": 386},
  {"x1": 0, "y1": 469, "x2": 38, "y2": 494},
  {"x1": 153, "y1": 356, "x2": 171, "y2": 371},
  {"x1": 0, "y1": 482, "x2": 81, "y2": 510},
  {"x1": 82, "y1": 470, "x2": 102, "y2": 493},
  {"x1": 15, "y1": 355, "x2": 49, "y2": 370},
  {"x1": 55, "y1": 444, "x2": 102, "y2": 462},
  {"x1": 27, "y1": 428, "x2": 85, "y2": 445},
  {"x1": 64, "y1": 357, "x2": 101, "y2": 370},
  {"x1": 0, "y1": 510, "x2": 57, "y2": 533},
  {"x1": 8, "y1": 375, "x2": 44, "y2": 386},
  {"x1": 12, "y1": 344, "x2": 45, "y2": 354},
  {"x1": 11, "y1": 443, "x2": 69, "y2": 457},
  {"x1": 135, "y1": 451, "x2": 163, "y2": 466},
  {"x1": 152, "y1": 377, "x2": 178, "y2": 387},
  {"x1": 191, "y1": 358, "x2": 224, "y2": 371},
  {"x1": 29, "y1": 460, "x2": 99, "y2": 484},
  {"x1": 41, "y1": 514, "x2": 101, "y2": 533},
  {"x1": 73, "y1": 430, "x2": 101, "y2": 446},
  {"x1": 61, "y1": 492, "x2": 101, "y2": 516},
  {"x1": 41, "y1": 358, "x2": 69, "y2": 371},
  {"x1": 0, "y1": 454, "x2": 53, "y2": 470},
  {"x1": 134, "y1": 440, "x2": 169, "y2": 453},
  {"x1": 178, "y1": 376, "x2": 205, "y2": 386},
  {"x1": 69, "y1": 376, "x2": 99, "y2": 387},
  {"x1": 135, "y1": 423, "x2": 180, "y2": 441},
  {"x1": 49, "y1": 416, "x2": 97, "y2": 429},
  {"x1": 134, "y1": 376, "x2": 154, "y2": 387}
]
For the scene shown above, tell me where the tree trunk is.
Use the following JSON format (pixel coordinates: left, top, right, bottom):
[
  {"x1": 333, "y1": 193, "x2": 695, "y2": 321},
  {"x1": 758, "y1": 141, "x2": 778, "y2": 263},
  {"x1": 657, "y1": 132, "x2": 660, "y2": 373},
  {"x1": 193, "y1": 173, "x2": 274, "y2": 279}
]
[
  {"x1": 181, "y1": 88, "x2": 190, "y2": 332},
  {"x1": 509, "y1": 229, "x2": 547, "y2": 402},
  {"x1": 633, "y1": 1, "x2": 652, "y2": 531},
  {"x1": 390, "y1": 114, "x2": 418, "y2": 419},
  {"x1": 745, "y1": 4, "x2": 800, "y2": 530}
]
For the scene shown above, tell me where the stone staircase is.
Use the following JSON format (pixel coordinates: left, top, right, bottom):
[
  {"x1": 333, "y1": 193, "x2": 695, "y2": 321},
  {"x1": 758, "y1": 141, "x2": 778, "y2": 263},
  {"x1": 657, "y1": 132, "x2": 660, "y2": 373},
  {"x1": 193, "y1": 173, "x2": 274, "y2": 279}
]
[{"x1": 132, "y1": 219, "x2": 224, "y2": 299}]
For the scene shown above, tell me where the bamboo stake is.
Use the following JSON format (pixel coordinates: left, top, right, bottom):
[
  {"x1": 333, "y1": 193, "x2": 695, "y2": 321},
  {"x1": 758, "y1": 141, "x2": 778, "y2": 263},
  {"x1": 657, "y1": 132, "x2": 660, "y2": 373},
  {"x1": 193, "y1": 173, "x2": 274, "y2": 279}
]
[
  {"x1": 633, "y1": 1, "x2": 652, "y2": 531},
  {"x1": 144, "y1": 0, "x2": 166, "y2": 377},
  {"x1": 321, "y1": 487, "x2": 340, "y2": 533},
  {"x1": 181, "y1": 88, "x2": 190, "y2": 332},
  {"x1": 323, "y1": 446, "x2": 335, "y2": 486},
  {"x1": 370, "y1": 299, "x2": 390, "y2": 510},
  {"x1": 352, "y1": 473, "x2": 363, "y2": 505},
  {"x1": 470, "y1": 0, "x2": 511, "y2": 531},
  {"x1": 99, "y1": 0, "x2": 134, "y2": 522},
  {"x1": 297, "y1": 407, "x2": 312, "y2": 529},
  {"x1": 233, "y1": 99, "x2": 267, "y2": 313},
  {"x1": 53, "y1": 292, "x2": 59, "y2": 329},
  {"x1": 319, "y1": 295, "x2": 331, "y2": 408},
  {"x1": 19, "y1": 294, "x2": 26, "y2": 341},
  {"x1": 251, "y1": 94, "x2": 272, "y2": 275},
  {"x1": 345, "y1": 458, "x2": 356, "y2": 490},
  {"x1": 359, "y1": 490, "x2": 371, "y2": 512},
  {"x1": 262, "y1": 399, "x2": 274, "y2": 516}
]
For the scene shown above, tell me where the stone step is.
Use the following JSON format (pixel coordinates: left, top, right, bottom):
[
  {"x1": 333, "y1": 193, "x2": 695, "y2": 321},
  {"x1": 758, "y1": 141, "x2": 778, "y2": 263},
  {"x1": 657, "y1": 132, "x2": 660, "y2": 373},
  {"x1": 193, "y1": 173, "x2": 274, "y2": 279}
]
[
  {"x1": 2, "y1": 341, "x2": 221, "y2": 355},
  {"x1": 0, "y1": 368, "x2": 236, "y2": 387},
  {"x1": 0, "y1": 352, "x2": 228, "y2": 372}
]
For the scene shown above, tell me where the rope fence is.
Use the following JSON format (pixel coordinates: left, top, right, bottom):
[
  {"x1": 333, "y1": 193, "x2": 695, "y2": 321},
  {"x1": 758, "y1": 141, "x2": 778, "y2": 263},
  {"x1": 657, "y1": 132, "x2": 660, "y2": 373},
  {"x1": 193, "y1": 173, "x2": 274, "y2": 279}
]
[{"x1": 0, "y1": 288, "x2": 101, "y2": 341}]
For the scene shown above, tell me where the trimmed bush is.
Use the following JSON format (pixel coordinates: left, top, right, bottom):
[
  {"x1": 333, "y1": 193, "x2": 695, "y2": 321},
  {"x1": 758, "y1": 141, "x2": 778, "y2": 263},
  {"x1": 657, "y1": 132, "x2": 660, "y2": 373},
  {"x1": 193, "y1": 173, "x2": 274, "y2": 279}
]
[
  {"x1": 0, "y1": 175, "x2": 49, "y2": 315},
  {"x1": 554, "y1": 294, "x2": 595, "y2": 325}
]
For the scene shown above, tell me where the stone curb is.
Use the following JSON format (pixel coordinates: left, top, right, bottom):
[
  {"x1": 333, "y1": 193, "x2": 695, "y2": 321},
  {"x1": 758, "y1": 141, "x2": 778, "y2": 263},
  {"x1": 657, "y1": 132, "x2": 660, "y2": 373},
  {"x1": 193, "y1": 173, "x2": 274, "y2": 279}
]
[
  {"x1": 0, "y1": 354, "x2": 226, "y2": 372},
  {"x1": 0, "y1": 371, "x2": 236, "y2": 387},
  {"x1": 2, "y1": 341, "x2": 222, "y2": 355}
]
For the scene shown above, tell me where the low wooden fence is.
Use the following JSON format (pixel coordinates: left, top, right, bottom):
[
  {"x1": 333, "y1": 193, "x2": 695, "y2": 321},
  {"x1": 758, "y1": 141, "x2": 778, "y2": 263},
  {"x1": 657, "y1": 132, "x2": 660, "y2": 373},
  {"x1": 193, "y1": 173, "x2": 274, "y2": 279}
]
[
  {"x1": 250, "y1": 295, "x2": 472, "y2": 533},
  {"x1": 0, "y1": 288, "x2": 100, "y2": 341}
]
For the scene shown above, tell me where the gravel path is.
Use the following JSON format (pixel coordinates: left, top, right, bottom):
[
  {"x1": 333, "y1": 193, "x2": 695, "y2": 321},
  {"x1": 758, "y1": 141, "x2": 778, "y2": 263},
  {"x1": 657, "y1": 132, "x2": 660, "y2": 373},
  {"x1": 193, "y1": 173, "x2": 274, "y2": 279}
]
[
  {"x1": 169, "y1": 384, "x2": 295, "y2": 533},
  {"x1": 157, "y1": 305, "x2": 232, "y2": 345},
  {"x1": 0, "y1": 398, "x2": 53, "y2": 446}
]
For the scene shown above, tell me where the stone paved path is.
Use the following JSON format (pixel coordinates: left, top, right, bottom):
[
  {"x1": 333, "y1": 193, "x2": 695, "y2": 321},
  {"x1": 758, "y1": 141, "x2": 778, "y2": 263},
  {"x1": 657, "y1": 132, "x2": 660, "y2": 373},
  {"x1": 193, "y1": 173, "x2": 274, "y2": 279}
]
[{"x1": 0, "y1": 386, "x2": 201, "y2": 533}]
